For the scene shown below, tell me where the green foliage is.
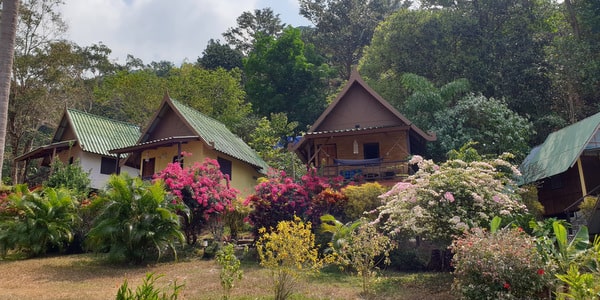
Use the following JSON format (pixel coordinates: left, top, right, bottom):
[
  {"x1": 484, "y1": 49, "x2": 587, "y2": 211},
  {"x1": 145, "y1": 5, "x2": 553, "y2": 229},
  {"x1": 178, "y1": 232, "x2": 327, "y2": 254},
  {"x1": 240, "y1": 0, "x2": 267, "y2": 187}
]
[
  {"x1": 222, "y1": 8, "x2": 285, "y2": 55},
  {"x1": 328, "y1": 218, "x2": 394, "y2": 298},
  {"x1": 578, "y1": 196, "x2": 598, "y2": 222},
  {"x1": 431, "y1": 94, "x2": 533, "y2": 160},
  {"x1": 243, "y1": 26, "x2": 333, "y2": 130},
  {"x1": 555, "y1": 264, "x2": 600, "y2": 300},
  {"x1": 223, "y1": 198, "x2": 251, "y2": 241},
  {"x1": 451, "y1": 226, "x2": 549, "y2": 299},
  {"x1": 0, "y1": 185, "x2": 77, "y2": 257},
  {"x1": 197, "y1": 39, "x2": 243, "y2": 71},
  {"x1": 44, "y1": 159, "x2": 90, "y2": 198},
  {"x1": 86, "y1": 174, "x2": 184, "y2": 264},
  {"x1": 115, "y1": 273, "x2": 184, "y2": 300},
  {"x1": 320, "y1": 214, "x2": 363, "y2": 253},
  {"x1": 256, "y1": 217, "x2": 328, "y2": 300},
  {"x1": 341, "y1": 182, "x2": 387, "y2": 221},
  {"x1": 215, "y1": 243, "x2": 243, "y2": 300}
]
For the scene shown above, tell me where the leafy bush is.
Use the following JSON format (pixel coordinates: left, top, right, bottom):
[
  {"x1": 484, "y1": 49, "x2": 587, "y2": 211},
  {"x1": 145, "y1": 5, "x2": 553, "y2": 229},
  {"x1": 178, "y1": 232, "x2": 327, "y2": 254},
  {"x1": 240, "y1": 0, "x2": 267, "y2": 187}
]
[
  {"x1": 342, "y1": 182, "x2": 387, "y2": 221},
  {"x1": 116, "y1": 273, "x2": 184, "y2": 300},
  {"x1": 223, "y1": 198, "x2": 251, "y2": 241},
  {"x1": 256, "y1": 217, "x2": 328, "y2": 300},
  {"x1": 375, "y1": 153, "x2": 527, "y2": 245},
  {"x1": 154, "y1": 158, "x2": 238, "y2": 245},
  {"x1": 244, "y1": 171, "x2": 310, "y2": 236},
  {"x1": 44, "y1": 159, "x2": 91, "y2": 199},
  {"x1": 86, "y1": 174, "x2": 184, "y2": 263},
  {"x1": 451, "y1": 227, "x2": 549, "y2": 299},
  {"x1": 0, "y1": 185, "x2": 77, "y2": 257},
  {"x1": 215, "y1": 243, "x2": 243, "y2": 300}
]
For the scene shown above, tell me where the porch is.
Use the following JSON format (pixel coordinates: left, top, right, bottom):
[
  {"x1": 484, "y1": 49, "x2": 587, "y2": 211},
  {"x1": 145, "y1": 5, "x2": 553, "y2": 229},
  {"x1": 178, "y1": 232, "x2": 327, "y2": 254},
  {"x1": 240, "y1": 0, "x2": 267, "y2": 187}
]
[{"x1": 317, "y1": 158, "x2": 413, "y2": 183}]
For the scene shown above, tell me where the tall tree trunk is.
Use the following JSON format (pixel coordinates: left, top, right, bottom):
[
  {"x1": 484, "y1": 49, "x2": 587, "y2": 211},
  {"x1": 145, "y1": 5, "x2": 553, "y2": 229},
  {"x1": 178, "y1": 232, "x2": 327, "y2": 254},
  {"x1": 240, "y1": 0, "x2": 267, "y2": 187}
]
[
  {"x1": 564, "y1": 0, "x2": 581, "y2": 39},
  {"x1": 0, "y1": 0, "x2": 20, "y2": 181}
]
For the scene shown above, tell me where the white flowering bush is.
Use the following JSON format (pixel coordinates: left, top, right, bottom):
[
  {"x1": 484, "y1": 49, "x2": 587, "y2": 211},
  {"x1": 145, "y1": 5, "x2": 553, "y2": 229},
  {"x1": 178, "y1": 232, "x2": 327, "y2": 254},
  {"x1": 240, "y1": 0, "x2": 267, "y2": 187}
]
[{"x1": 375, "y1": 154, "x2": 527, "y2": 245}]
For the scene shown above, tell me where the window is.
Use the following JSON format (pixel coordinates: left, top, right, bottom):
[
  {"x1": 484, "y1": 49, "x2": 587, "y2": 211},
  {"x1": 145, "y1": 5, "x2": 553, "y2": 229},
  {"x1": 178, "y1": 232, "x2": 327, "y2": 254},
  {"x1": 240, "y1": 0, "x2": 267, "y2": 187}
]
[
  {"x1": 68, "y1": 157, "x2": 74, "y2": 164},
  {"x1": 217, "y1": 157, "x2": 232, "y2": 180},
  {"x1": 363, "y1": 143, "x2": 380, "y2": 159},
  {"x1": 100, "y1": 157, "x2": 117, "y2": 175}
]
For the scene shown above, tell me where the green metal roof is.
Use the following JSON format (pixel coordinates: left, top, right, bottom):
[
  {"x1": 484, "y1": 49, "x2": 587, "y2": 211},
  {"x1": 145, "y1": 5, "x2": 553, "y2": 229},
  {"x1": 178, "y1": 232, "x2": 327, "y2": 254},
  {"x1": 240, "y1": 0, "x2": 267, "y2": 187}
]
[
  {"x1": 519, "y1": 111, "x2": 600, "y2": 184},
  {"x1": 64, "y1": 109, "x2": 141, "y2": 157},
  {"x1": 170, "y1": 98, "x2": 269, "y2": 173}
]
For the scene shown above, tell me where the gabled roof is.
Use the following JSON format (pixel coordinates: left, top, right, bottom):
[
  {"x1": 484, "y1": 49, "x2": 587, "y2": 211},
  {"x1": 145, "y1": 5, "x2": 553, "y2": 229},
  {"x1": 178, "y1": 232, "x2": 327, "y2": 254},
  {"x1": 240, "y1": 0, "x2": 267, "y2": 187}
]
[
  {"x1": 15, "y1": 109, "x2": 140, "y2": 162},
  {"x1": 520, "y1": 111, "x2": 600, "y2": 184},
  {"x1": 124, "y1": 94, "x2": 269, "y2": 173},
  {"x1": 56, "y1": 109, "x2": 141, "y2": 157},
  {"x1": 293, "y1": 70, "x2": 435, "y2": 151}
]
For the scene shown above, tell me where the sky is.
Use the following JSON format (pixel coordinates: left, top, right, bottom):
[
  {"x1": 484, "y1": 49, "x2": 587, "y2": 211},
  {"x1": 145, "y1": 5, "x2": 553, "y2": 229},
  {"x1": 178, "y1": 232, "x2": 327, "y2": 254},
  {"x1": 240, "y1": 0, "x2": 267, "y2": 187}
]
[{"x1": 58, "y1": 0, "x2": 312, "y2": 65}]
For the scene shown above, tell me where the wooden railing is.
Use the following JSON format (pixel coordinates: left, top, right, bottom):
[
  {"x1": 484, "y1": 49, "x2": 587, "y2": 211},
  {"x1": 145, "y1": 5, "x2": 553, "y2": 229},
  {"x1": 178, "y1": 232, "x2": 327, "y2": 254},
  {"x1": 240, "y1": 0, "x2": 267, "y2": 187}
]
[{"x1": 318, "y1": 159, "x2": 412, "y2": 182}]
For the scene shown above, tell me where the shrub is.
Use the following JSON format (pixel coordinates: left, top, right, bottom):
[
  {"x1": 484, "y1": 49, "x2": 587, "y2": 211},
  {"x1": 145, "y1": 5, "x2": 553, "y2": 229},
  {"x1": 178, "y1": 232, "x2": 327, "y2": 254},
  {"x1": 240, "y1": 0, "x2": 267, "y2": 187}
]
[
  {"x1": 215, "y1": 243, "x2": 243, "y2": 300},
  {"x1": 0, "y1": 185, "x2": 77, "y2": 257},
  {"x1": 86, "y1": 174, "x2": 184, "y2": 264},
  {"x1": 256, "y1": 217, "x2": 327, "y2": 300},
  {"x1": 116, "y1": 273, "x2": 184, "y2": 300},
  {"x1": 376, "y1": 153, "x2": 527, "y2": 246},
  {"x1": 451, "y1": 227, "x2": 549, "y2": 299},
  {"x1": 223, "y1": 198, "x2": 251, "y2": 241},
  {"x1": 154, "y1": 158, "x2": 238, "y2": 245},
  {"x1": 44, "y1": 159, "x2": 90, "y2": 199},
  {"x1": 244, "y1": 171, "x2": 310, "y2": 236},
  {"x1": 342, "y1": 182, "x2": 387, "y2": 221}
]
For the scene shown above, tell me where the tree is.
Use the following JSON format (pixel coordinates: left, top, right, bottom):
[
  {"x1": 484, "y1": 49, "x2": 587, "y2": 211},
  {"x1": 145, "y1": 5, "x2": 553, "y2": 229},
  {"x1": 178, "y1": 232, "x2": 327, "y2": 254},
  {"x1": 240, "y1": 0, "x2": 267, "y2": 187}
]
[
  {"x1": 299, "y1": 0, "x2": 405, "y2": 78},
  {"x1": 197, "y1": 39, "x2": 243, "y2": 71},
  {"x1": 0, "y1": 0, "x2": 19, "y2": 181},
  {"x1": 430, "y1": 94, "x2": 533, "y2": 161},
  {"x1": 223, "y1": 7, "x2": 285, "y2": 55},
  {"x1": 244, "y1": 27, "x2": 333, "y2": 130}
]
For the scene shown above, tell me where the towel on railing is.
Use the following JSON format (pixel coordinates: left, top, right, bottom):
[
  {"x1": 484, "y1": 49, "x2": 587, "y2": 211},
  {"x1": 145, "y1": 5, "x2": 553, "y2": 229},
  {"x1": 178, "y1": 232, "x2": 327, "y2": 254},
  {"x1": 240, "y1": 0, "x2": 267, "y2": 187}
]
[{"x1": 333, "y1": 158, "x2": 383, "y2": 166}]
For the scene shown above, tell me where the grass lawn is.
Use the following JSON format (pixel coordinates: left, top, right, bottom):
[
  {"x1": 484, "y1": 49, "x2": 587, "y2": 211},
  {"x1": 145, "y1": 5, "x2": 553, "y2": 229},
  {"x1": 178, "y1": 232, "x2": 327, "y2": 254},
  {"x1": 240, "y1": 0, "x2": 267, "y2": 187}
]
[{"x1": 0, "y1": 253, "x2": 453, "y2": 299}]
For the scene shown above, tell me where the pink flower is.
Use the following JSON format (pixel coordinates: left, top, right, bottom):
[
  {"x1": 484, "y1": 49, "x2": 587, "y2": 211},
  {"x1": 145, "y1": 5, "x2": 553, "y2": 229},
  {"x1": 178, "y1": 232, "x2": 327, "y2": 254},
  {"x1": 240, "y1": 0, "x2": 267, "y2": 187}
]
[
  {"x1": 537, "y1": 269, "x2": 544, "y2": 275},
  {"x1": 444, "y1": 192, "x2": 455, "y2": 203}
]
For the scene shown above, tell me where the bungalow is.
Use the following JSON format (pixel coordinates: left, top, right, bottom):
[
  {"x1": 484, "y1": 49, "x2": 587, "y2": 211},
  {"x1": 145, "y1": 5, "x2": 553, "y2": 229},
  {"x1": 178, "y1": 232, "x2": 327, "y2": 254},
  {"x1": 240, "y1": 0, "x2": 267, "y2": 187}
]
[
  {"x1": 14, "y1": 109, "x2": 141, "y2": 189},
  {"x1": 519, "y1": 111, "x2": 600, "y2": 233},
  {"x1": 110, "y1": 93, "x2": 269, "y2": 197},
  {"x1": 293, "y1": 70, "x2": 436, "y2": 184}
]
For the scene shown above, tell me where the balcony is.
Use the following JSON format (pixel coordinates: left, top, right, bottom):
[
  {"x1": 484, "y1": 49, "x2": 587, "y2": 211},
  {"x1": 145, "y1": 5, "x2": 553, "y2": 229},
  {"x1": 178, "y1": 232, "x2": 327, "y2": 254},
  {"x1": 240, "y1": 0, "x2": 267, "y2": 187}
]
[{"x1": 318, "y1": 158, "x2": 413, "y2": 183}]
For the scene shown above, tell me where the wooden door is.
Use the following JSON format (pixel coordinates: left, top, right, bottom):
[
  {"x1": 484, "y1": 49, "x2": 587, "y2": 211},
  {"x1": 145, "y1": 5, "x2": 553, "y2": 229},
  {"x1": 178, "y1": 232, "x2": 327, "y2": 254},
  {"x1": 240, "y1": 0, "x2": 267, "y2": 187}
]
[{"x1": 142, "y1": 157, "x2": 155, "y2": 179}]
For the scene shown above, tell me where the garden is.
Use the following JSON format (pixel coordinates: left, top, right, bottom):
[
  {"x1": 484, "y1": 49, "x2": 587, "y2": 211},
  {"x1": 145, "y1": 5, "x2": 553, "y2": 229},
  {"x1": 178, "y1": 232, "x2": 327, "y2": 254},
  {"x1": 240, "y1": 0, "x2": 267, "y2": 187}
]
[{"x1": 1, "y1": 147, "x2": 600, "y2": 300}]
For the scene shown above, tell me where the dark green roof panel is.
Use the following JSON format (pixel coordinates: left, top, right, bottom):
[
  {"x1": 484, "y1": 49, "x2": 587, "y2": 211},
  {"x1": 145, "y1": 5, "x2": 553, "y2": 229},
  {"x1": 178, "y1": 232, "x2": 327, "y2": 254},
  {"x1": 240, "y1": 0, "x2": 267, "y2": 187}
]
[{"x1": 520, "y1": 111, "x2": 600, "y2": 184}]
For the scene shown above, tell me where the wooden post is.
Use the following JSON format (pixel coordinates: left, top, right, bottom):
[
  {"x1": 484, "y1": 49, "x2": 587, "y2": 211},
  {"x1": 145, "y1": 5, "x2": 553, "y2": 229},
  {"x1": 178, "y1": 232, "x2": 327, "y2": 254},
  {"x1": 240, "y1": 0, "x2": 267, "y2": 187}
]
[{"x1": 577, "y1": 158, "x2": 587, "y2": 197}]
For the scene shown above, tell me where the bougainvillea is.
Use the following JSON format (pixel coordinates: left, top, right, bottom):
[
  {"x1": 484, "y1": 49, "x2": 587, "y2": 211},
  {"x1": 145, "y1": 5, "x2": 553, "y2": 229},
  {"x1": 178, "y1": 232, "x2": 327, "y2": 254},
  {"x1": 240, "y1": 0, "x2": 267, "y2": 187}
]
[
  {"x1": 154, "y1": 157, "x2": 238, "y2": 244},
  {"x1": 375, "y1": 154, "x2": 527, "y2": 245},
  {"x1": 244, "y1": 170, "x2": 310, "y2": 235}
]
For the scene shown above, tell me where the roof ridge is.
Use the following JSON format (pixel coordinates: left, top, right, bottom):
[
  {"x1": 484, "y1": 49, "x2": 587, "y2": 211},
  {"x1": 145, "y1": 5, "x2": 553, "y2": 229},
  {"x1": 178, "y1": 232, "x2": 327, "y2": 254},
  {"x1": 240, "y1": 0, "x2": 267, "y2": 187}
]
[
  {"x1": 67, "y1": 108, "x2": 140, "y2": 129},
  {"x1": 168, "y1": 97, "x2": 225, "y2": 126}
]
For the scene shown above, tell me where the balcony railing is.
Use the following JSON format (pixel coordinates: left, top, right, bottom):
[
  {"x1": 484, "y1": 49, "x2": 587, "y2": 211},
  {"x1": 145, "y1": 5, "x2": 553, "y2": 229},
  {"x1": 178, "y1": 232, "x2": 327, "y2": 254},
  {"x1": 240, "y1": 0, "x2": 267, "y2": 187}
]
[{"x1": 318, "y1": 159, "x2": 412, "y2": 182}]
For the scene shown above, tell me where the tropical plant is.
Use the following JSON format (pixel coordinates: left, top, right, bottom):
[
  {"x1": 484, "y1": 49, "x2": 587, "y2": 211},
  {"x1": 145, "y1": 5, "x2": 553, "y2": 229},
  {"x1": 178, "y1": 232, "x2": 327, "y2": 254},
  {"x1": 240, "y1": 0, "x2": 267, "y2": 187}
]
[
  {"x1": 451, "y1": 225, "x2": 549, "y2": 299},
  {"x1": 86, "y1": 174, "x2": 184, "y2": 263},
  {"x1": 215, "y1": 243, "x2": 243, "y2": 300},
  {"x1": 256, "y1": 217, "x2": 327, "y2": 300},
  {"x1": 116, "y1": 273, "x2": 184, "y2": 300},
  {"x1": 375, "y1": 152, "x2": 527, "y2": 246},
  {"x1": 222, "y1": 198, "x2": 251, "y2": 242},
  {"x1": 0, "y1": 184, "x2": 77, "y2": 257}
]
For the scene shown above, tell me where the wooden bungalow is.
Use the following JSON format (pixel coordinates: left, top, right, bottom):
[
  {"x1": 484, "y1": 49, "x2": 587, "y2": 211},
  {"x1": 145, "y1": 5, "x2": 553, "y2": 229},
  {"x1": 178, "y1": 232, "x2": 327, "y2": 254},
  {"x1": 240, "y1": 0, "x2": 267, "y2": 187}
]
[
  {"x1": 14, "y1": 109, "x2": 141, "y2": 189},
  {"x1": 293, "y1": 71, "x2": 436, "y2": 184},
  {"x1": 110, "y1": 94, "x2": 269, "y2": 197},
  {"x1": 520, "y1": 111, "x2": 600, "y2": 233}
]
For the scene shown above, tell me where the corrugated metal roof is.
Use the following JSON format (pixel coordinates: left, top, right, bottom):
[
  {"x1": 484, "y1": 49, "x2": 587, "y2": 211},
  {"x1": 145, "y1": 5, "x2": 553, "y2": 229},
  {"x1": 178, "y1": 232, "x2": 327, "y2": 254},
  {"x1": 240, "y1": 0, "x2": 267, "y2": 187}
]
[
  {"x1": 170, "y1": 98, "x2": 269, "y2": 173},
  {"x1": 67, "y1": 109, "x2": 141, "y2": 157},
  {"x1": 519, "y1": 111, "x2": 600, "y2": 184}
]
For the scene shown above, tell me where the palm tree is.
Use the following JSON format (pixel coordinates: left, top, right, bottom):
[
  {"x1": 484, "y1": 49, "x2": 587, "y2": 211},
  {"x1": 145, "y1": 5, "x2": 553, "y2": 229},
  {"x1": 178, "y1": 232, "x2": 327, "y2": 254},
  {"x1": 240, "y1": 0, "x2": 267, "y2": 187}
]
[{"x1": 0, "y1": 0, "x2": 19, "y2": 180}]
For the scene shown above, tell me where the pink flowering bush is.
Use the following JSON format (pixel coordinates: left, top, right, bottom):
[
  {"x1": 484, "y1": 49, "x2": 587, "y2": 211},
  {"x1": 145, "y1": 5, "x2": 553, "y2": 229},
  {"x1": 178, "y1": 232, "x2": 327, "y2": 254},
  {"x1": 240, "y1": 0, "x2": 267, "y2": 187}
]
[
  {"x1": 154, "y1": 158, "x2": 238, "y2": 244},
  {"x1": 375, "y1": 154, "x2": 527, "y2": 245},
  {"x1": 244, "y1": 170, "x2": 311, "y2": 235},
  {"x1": 451, "y1": 227, "x2": 549, "y2": 299}
]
